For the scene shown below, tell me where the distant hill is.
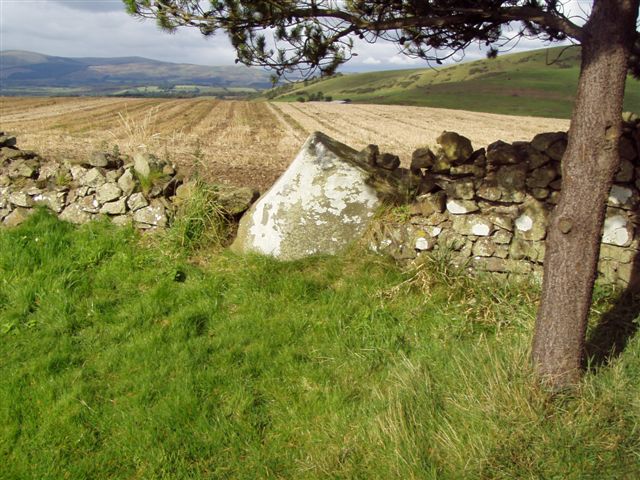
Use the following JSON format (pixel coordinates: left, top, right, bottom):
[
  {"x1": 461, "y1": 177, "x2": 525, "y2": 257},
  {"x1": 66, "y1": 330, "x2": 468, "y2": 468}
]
[
  {"x1": 0, "y1": 50, "x2": 273, "y2": 97},
  {"x1": 267, "y1": 47, "x2": 640, "y2": 118}
]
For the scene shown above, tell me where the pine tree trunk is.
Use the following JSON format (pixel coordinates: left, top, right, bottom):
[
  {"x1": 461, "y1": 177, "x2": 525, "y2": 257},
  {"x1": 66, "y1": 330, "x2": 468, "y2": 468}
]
[{"x1": 532, "y1": 0, "x2": 639, "y2": 388}]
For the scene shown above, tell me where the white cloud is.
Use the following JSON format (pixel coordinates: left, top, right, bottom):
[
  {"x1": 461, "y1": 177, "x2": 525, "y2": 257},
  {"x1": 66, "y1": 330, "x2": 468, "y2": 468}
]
[
  {"x1": 361, "y1": 56, "x2": 381, "y2": 65},
  {"x1": 0, "y1": 0, "x2": 588, "y2": 73},
  {"x1": 388, "y1": 55, "x2": 422, "y2": 66}
]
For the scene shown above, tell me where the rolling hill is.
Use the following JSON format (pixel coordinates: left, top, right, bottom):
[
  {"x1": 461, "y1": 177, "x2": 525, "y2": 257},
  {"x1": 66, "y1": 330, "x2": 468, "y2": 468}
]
[
  {"x1": 268, "y1": 47, "x2": 640, "y2": 118},
  {"x1": 0, "y1": 50, "x2": 272, "y2": 96}
]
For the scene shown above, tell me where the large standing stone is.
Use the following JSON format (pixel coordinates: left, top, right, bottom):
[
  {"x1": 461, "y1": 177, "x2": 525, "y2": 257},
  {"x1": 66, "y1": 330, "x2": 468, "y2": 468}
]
[{"x1": 231, "y1": 132, "x2": 386, "y2": 260}]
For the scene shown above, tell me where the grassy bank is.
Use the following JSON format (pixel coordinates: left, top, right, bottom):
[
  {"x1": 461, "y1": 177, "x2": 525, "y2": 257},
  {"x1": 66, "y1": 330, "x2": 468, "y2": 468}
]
[{"x1": 1, "y1": 210, "x2": 639, "y2": 479}]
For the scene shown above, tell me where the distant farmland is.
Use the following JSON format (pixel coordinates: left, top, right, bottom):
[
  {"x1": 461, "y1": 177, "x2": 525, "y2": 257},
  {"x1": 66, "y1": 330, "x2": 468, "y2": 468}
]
[{"x1": 0, "y1": 97, "x2": 569, "y2": 191}]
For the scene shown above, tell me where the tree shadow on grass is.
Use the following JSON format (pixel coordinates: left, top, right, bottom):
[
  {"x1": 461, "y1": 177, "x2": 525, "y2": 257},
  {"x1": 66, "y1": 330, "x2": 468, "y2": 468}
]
[{"x1": 584, "y1": 252, "x2": 640, "y2": 370}]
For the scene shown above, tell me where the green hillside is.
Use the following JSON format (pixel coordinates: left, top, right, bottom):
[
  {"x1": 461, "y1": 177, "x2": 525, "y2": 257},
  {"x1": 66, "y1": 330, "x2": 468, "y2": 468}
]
[{"x1": 269, "y1": 47, "x2": 640, "y2": 118}]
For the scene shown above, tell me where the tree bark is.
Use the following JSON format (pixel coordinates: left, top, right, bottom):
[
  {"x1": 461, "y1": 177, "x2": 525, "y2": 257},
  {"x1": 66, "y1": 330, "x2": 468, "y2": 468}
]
[{"x1": 532, "y1": 0, "x2": 639, "y2": 389}]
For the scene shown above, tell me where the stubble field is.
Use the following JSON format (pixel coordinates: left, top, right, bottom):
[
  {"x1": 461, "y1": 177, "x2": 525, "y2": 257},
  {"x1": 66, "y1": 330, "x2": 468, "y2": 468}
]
[{"x1": 0, "y1": 97, "x2": 569, "y2": 191}]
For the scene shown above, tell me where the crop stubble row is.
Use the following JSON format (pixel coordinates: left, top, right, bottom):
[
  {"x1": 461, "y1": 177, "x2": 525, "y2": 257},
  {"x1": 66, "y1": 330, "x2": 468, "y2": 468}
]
[{"x1": 0, "y1": 97, "x2": 568, "y2": 190}]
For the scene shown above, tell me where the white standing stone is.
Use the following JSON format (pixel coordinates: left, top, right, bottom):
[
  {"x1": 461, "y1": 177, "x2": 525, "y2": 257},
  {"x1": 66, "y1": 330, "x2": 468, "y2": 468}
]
[{"x1": 231, "y1": 132, "x2": 383, "y2": 260}]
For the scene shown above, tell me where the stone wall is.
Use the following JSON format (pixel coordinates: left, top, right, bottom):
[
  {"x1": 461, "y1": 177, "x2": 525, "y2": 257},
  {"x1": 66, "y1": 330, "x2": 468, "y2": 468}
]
[
  {"x1": 0, "y1": 133, "x2": 256, "y2": 229},
  {"x1": 367, "y1": 122, "x2": 640, "y2": 287}
]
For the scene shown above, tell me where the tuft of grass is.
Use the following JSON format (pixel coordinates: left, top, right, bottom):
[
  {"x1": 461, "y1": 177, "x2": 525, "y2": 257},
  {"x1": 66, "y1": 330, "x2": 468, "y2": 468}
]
[
  {"x1": 165, "y1": 178, "x2": 230, "y2": 253},
  {"x1": 134, "y1": 168, "x2": 169, "y2": 196},
  {"x1": 1, "y1": 211, "x2": 640, "y2": 479}
]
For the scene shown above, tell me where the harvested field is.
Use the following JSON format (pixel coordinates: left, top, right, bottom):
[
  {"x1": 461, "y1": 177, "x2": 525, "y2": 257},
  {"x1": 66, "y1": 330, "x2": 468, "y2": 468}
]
[{"x1": 0, "y1": 97, "x2": 569, "y2": 191}]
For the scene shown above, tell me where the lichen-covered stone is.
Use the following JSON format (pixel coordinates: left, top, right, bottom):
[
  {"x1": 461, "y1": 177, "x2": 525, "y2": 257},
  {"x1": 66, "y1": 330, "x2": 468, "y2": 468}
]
[
  {"x1": 96, "y1": 182, "x2": 122, "y2": 203},
  {"x1": 437, "y1": 231, "x2": 467, "y2": 250},
  {"x1": 3, "y1": 208, "x2": 33, "y2": 227},
  {"x1": 615, "y1": 159, "x2": 635, "y2": 183},
  {"x1": 473, "y1": 257, "x2": 532, "y2": 274},
  {"x1": 527, "y1": 165, "x2": 558, "y2": 188},
  {"x1": 515, "y1": 199, "x2": 548, "y2": 241},
  {"x1": 0, "y1": 147, "x2": 26, "y2": 161},
  {"x1": 410, "y1": 191, "x2": 445, "y2": 217},
  {"x1": 600, "y1": 244, "x2": 636, "y2": 263},
  {"x1": 33, "y1": 191, "x2": 66, "y2": 213},
  {"x1": 117, "y1": 169, "x2": 136, "y2": 196},
  {"x1": 545, "y1": 138, "x2": 567, "y2": 161},
  {"x1": 452, "y1": 215, "x2": 493, "y2": 236},
  {"x1": 8, "y1": 191, "x2": 33, "y2": 208},
  {"x1": 487, "y1": 141, "x2": 521, "y2": 165},
  {"x1": 602, "y1": 213, "x2": 633, "y2": 247},
  {"x1": 377, "y1": 153, "x2": 400, "y2": 171},
  {"x1": 100, "y1": 198, "x2": 127, "y2": 215},
  {"x1": 473, "y1": 238, "x2": 496, "y2": 257},
  {"x1": 531, "y1": 188, "x2": 550, "y2": 200},
  {"x1": 531, "y1": 132, "x2": 567, "y2": 153},
  {"x1": 445, "y1": 179, "x2": 475, "y2": 200},
  {"x1": 133, "y1": 152, "x2": 154, "y2": 177},
  {"x1": 436, "y1": 131, "x2": 473, "y2": 164},
  {"x1": 7, "y1": 159, "x2": 38, "y2": 179},
  {"x1": 83, "y1": 168, "x2": 106, "y2": 188},
  {"x1": 217, "y1": 185, "x2": 259, "y2": 216},
  {"x1": 476, "y1": 181, "x2": 502, "y2": 201},
  {"x1": 105, "y1": 168, "x2": 124, "y2": 183},
  {"x1": 446, "y1": 199, "x2": 479, "y2": 214},
  {"x1": 518, "y1": 143, "x2": 550, "y2": 170},
  {"x1": 134, "y1": 203, "x2": 168, "y2": 228},
  {"x1": 608, "y1": 184, "x2": 637, "y2": 209},
  {"x1": 59, "y1": 204, "x2": 92, "y2": 224},
  {"x1": 492, "y1": 229, "x2": 513, "y2": 245},
  {"x1": 510, "y1": 239, "x2": 545, "y2": 263},
  {"x1": 127, "y1": 192, "x2": 148, "y2": 212},
  {"x1": 231, "y1": 132, "x2": 387, "y2": 260},
  {"x1": 89, "y1": 151, "x2": 110, "y2": 168},
  {"x1": 496, "y1": 164, "x2": 527, "y2": 192},
  {"x1": 410, "y1": 148, "x2": 435, "y2": 172},
  {"x1": 79, "y1": 195, "x2": 101, "y2": 213},
  {"x1": 449, "y1": 164, "x2": 484, "y2": 177},
  {"x1": 357, "y1": 144, "x2": 379, "y2": 166}
]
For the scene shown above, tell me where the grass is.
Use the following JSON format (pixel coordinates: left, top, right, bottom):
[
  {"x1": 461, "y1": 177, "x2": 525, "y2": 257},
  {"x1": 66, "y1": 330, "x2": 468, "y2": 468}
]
[
  {"x1": 269, "y1": 46, "x2": 640, "y2": 118},
  {"x1": 1, "y1": 210, "x2": 640, "y2": 479}
]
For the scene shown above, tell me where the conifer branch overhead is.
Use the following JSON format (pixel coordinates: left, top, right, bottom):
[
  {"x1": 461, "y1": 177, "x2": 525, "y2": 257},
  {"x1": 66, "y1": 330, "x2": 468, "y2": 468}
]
[{"x1": 123, "y1": 1, "x2": 590, "y2": 77}]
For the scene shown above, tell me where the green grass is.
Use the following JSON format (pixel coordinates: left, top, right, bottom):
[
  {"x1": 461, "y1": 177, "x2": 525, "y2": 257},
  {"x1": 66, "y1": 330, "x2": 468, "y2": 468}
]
[
  {"x1": 268, "y1": 46, "x2": 640, "y2": 118},
  {"x1": 1, "y1": 210, "x2": 640, "y2": 478}
]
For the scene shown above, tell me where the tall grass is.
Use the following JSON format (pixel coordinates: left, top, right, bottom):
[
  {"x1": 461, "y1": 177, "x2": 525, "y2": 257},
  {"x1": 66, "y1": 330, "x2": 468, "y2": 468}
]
[
  {"x1": 1, "y1": 210, "x2": 639, "y2": 479},
  {"x1": 165, "y1": 179, "x2": 231, "y2": 253}
]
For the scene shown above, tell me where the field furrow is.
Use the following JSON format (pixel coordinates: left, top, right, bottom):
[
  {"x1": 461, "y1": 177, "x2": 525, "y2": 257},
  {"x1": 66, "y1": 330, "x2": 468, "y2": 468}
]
[{"x1": 1, "y1": 97, "x2": 570, "y2": 190}]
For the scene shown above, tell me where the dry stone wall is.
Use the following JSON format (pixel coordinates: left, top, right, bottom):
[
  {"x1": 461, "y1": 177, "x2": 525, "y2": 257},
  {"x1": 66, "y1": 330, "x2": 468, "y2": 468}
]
[
  {"x1": 367, "y1": 121, "x2": 640, "y2": 288},
  {"x1": 0, "y1": 133, "x2": 257, "y2": 230}
]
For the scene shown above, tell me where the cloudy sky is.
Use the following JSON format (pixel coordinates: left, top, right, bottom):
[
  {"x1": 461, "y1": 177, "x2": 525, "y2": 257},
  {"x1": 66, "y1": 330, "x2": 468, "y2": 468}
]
[{"x1": 1, "y1": 0, "x2": 590, "y2": 71}]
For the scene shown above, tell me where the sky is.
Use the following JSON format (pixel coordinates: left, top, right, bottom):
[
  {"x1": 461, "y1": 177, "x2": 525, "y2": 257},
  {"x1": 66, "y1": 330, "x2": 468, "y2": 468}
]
[{"x1": 0, "y1": 0, "x2": 591, "y2": 72}]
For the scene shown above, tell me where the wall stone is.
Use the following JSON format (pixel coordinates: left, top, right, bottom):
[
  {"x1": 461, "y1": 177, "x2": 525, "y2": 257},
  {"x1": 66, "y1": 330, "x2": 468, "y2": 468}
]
[
  {"x1": 0, "y1": 133, "x2": 257, "y2": 231},
  {"x1": 369, "y1": 122, "x2": 640, "y2": 288}
]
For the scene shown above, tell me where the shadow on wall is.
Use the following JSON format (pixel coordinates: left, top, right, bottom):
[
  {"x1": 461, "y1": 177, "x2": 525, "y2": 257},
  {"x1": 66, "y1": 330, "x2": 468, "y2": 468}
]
[{"x1": 585, "y1": 246, "x2": 640, "y2": 370}]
